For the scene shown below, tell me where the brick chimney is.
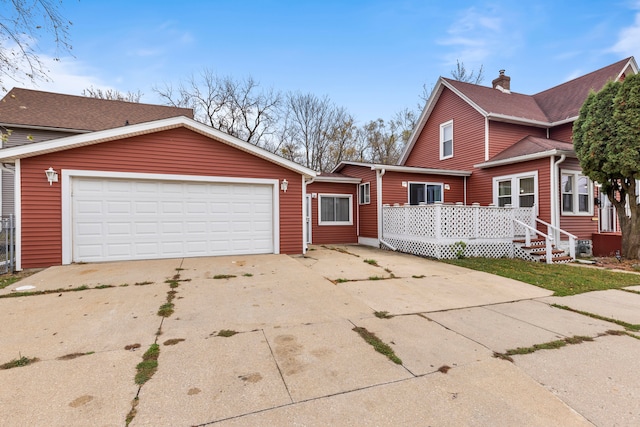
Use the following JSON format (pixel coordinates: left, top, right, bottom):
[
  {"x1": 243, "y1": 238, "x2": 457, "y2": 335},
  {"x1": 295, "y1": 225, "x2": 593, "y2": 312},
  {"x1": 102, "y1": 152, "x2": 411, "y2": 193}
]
[{"x1": 492, "y1": 69, "x2": 511, "y2": 93}]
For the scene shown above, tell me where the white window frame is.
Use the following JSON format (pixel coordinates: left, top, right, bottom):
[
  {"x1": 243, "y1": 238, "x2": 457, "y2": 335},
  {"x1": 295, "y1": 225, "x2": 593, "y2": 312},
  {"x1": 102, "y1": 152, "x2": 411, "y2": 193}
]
[
  {"x1": 492, "y1": 171, "x2": 538, "y2": 212},
  {"x1": 359, "y1": 182, "x2": 370, "y2": 205},
  {"x1": 408, "y1": 182, "x2": 444, "y2": 205},
  {"x1": 318, "y1": 194, "x2": 353, "y2": 226},
  {"x1": 561, "y1": 170, "x2": 593, "y2": 216},
  {"x1": 439, "y1": 120, "x2": 453, "y2": 160}
]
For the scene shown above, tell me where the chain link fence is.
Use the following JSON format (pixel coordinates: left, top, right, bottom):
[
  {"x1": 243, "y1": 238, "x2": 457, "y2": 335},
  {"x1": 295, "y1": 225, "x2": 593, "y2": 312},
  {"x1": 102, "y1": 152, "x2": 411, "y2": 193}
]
[{"x1": 0, "y1": 215, "x2": 15, "y2": 274}]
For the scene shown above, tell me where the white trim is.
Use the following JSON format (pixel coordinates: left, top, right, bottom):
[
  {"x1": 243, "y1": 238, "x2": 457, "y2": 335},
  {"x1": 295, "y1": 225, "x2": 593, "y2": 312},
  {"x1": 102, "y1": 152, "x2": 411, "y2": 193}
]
[
  {"x1": 14, "y1": 159, "x2": 21, "y2": 271},
  {"x1": 407, "y1": 181, "x2": 444, "y2": 205},
  {"x1": 61, "y1": 170, "x2": 281, "y2": 265},
  {"x1": 439, "y1": 120, "x2": 454, "y2": 160},
  {"x1": 474, "y1": 149, "x2": 574, "y2": 168},
  {"x1": 358, "y1": 236, "x2": 379, "y2": 247},
  {"x1": 333, "y1": 161, "x2": 471, "y2": 177},
  {"x1": 313, "y1": 175, "x2": 361, "y2": 184},
  {"x1": 0, "y1": 116, "x2": 316, "y2": 178},
  {"x1": 317, "y1": 193, "x2": 353, "y2": 226},
  {"x1": 305, "y1": 194, "x2": 312, "y2": 245},
  {"x1": 359, "y1": 182, "x2": 371, "y2": 205},
  {"x1": 484, "y1": 117, "x2": 489, "y2": 162},
  {"x1": 376, "y1": 169, "x2": 384, "y2": 241},
  {"x1": 302, "y1": 176, "x2": 308, "y2": 252},
  {"x1": 492, "y1": 171, "x2": 539, "y2": 214},
  {"x1": 560, "y1": 170, "x2": 594, "y2": 216}
]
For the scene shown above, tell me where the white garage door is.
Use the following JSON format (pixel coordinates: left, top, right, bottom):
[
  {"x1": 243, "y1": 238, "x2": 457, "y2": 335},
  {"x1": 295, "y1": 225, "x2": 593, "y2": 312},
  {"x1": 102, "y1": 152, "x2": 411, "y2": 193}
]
[{"x1": 71, "y1": 177, "x2": 274, "y2": 262}]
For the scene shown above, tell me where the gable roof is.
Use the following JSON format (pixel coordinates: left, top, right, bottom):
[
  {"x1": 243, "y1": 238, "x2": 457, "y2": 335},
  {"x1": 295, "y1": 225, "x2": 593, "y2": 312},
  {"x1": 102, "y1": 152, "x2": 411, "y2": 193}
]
[
  {"x1": 0, "y1": 116, "x2": 316, "y2": 178},
  {"x1": 0, "y1": 88, "x2": 194, "y2": 132},
  {"x1": 474, "y1": 136, "x2": 575, "y2": 168},
  {"x1": 400, "y1": 57, "x2": 638, "y2": 164}
]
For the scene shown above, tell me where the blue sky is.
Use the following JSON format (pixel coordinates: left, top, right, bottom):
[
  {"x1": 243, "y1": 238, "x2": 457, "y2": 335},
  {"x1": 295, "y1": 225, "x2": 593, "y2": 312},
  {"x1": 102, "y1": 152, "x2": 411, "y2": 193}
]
[{"x1": 10, "y1": 0, "x2": 640, "y2": 124}]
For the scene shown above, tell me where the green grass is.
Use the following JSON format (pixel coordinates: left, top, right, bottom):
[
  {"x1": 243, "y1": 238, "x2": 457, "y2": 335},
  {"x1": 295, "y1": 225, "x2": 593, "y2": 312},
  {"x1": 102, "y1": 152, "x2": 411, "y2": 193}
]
[
  {"x1": 134, "y1": 344, "x2": 160, "y2": 385},
  {"x1": 374, "y1": 311, "x2": 393, "y2": 319},
  {"x1": 217, "y1": 329, "x2": 238, "y2": 337},
  {"x1": 213, "y1": 274, "x2": 236, "y2": 279},
  {"x1": 443, "y1": 258, "x2": 640, "y2": 296},
  {"x1": 0, "y1": 356, "x2": 39, "y2": 370},
  {"x1": 494, "y1": 335, "x2": 595, "y2": 362},
  {"x1": 0, "y1": 276, "x2": 20, "y2": 290},
  {"x1": 363, "y1": 259, "x2": 378, "y2": 266},
  {"x1": 352, "y1": 327, "x2": 402, "y2": 364}
]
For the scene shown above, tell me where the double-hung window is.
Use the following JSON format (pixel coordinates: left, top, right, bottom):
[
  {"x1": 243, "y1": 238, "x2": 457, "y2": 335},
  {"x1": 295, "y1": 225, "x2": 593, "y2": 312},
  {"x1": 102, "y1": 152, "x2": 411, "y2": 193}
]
[
  {"x1": 319, "y1": 194, "x2": 352, "y2": 225},
  {"x1": 409, "y1": 182, "x2": 443, "y2": 205},
  {"x1": 562, "y1": 171, "x2": 592, "y2": 215},
  {"x1": 440, "y1": 120, "x2": 453, "y2": 160},
  {"x1": 493, "y1": 172, "x2": 537, "y2": 208},
  {"x1": 359, "y1": 182, "x2": 370, "y2": 205}
]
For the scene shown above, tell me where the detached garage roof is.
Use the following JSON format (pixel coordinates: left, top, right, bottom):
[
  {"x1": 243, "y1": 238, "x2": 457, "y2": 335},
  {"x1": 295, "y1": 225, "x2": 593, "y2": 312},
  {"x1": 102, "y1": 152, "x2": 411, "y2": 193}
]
[{"x1": 0, "y1": 116, "x2": 317, "y2": 177}]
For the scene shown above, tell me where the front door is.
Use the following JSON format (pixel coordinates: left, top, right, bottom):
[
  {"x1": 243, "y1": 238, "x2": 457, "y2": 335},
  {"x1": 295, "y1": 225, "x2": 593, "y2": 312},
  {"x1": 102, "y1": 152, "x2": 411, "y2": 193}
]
[{"x1": 305, "y1": 194, "x2": 312, "y2": 244}]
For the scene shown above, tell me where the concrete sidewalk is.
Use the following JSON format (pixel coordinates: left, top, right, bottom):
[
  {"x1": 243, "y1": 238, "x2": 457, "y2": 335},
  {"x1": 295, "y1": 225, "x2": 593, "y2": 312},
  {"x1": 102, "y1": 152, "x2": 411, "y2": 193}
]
[{"x1": 0, "y1": 246, "x2": 637, "y2": 426}]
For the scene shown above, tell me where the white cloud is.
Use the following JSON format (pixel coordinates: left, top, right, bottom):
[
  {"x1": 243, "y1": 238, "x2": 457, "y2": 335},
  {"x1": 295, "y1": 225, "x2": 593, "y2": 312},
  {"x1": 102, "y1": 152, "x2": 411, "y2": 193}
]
[
  {"x1": 437, "y1": 6, "x2": 504, "y2": 66},
  {"x1": 610, "y1": 10, "x2": 640, "y2": 57},
  {"x1": 15, "y1": 54, "x2": 109, "y2": 95}
]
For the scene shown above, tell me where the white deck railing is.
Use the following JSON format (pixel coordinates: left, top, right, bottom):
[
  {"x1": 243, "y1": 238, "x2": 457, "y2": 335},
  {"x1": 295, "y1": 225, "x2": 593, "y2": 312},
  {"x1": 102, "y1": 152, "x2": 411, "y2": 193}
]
[{"x1": 381, "y1": 203, "x2": 536, "y2": 259}]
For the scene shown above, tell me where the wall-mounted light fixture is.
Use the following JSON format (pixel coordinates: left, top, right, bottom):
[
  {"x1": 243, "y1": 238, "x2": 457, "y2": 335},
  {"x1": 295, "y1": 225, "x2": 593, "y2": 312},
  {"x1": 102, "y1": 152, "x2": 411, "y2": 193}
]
[
  {"x1": 45, "y1": 167, "x2": 58, "y2": 186},
  {"x1": 280, "y1": 179, "x2": 288, "y2": 192}
]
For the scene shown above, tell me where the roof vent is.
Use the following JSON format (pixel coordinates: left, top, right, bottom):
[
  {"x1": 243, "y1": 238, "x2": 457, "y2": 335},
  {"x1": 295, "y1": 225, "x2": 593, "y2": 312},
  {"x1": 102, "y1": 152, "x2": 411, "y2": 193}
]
[{"x1": 492, "y1": 69, "x2": 511, "y2": 93}]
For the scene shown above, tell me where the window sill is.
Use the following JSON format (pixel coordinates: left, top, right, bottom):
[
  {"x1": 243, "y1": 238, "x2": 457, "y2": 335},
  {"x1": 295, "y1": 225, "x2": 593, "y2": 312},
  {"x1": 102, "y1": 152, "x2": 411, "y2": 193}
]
[{"x1": 318, "y1": 222, "x2": 353, "y2": 226}]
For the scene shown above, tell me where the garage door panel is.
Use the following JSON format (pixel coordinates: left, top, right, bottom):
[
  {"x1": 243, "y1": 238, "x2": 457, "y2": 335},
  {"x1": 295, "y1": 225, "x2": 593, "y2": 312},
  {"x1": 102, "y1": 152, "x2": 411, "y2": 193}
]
[{"x1": 72, "y1": 177, "x2": 275, "y2": 262}]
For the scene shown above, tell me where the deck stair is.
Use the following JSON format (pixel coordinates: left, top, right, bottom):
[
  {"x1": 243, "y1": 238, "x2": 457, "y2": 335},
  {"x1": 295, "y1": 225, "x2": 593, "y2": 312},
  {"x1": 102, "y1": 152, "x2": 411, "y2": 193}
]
[{"x1": 513, "y1": 238, "x2": 573, "y2": 263}]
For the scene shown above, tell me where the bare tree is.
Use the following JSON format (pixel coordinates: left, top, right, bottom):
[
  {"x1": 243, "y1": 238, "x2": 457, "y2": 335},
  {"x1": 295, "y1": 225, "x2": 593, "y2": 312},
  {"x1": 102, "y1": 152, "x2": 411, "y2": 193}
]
[
  {"x1": 82, "y1": 86, "x2": 143, "y2": 102},
  {"x1": 1, "y1": 0, "x2": 73, "y2": 91},
  {"x1": 325, "y1": 108, "x2": 358, "y2": 169},
  {"x1": 281, "y1": 92, "x2": 349, "y2": 171},
  {"x1": 450, "y1": 59, "x2": 485, "y2": 84},
  {"x1": 153, "y1": 70, "x2": 281, "y2": 147}
]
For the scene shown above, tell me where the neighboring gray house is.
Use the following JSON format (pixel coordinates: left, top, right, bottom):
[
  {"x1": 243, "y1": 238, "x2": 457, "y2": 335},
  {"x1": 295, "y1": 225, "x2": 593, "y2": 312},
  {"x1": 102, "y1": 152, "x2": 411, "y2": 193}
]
[{"x1": 0, "y1": 88, "x2": 193, "y2": 215}]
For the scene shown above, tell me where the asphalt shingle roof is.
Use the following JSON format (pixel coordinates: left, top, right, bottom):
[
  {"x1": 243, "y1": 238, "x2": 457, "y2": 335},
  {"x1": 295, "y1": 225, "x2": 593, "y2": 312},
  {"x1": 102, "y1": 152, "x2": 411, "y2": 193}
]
[
  {"x1": 0, "y1": 88, "x2": 193, "y2": 131},
  {"x1": 444, "y1": 57, "x2": 633, "y2": 124}
]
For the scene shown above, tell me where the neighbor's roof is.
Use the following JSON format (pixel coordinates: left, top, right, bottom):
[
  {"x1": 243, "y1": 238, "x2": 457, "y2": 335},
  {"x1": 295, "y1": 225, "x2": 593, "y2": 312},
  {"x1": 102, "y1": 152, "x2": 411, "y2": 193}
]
[
  {"x1": 0, "y1": 116, "x2": 316, "y2": 178},
  {"x1": 474, "y1": 136, "x2": 575, "y2": 168},
  {"x1": 0, "y1": 88, "x2": 194, "y2": 132}
]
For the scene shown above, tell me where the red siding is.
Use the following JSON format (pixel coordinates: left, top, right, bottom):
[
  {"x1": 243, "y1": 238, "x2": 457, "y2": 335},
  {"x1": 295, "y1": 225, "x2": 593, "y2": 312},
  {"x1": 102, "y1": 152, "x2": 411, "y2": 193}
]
[
  {"x1": 467, "y1": 158, "x2": 553, "y2": 223},
  {"x1": 488, "y1": 122, "x2": 546, "y2": 158},
  {"x1": 381, "y1": 172, "x2": 465, "y2": 205},
  {"x1": 339, "y1": 165, "x2": 378, "y2": 239},
  {"x1": 20, "y1": 127, "x2": 305, "y2": 268},
  {"x1": 558, "y1": 157, "x2": 598, "y2": 240},
  {"x1": 306, "y1": 182, "x2": 358, "y2": 244},
  {"x1": 405, "y1": 88, "x2": 485, "y2": 170},
  {"x1": 549, "y1": 123, "x2": 573, "y2": 142}
]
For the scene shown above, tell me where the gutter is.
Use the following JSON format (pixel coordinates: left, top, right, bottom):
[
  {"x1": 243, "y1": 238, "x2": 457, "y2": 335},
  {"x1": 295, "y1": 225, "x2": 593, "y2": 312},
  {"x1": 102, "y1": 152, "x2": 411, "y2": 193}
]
[{"x1": 376, "y1": 168, "x2": 386, "y2": 246}]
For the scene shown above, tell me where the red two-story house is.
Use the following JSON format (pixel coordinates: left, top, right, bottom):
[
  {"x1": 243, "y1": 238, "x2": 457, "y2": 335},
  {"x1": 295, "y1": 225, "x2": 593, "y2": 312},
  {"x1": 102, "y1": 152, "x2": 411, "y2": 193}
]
[{"x1": 307, "y1": 57, "x2": 638, "y2": 258}]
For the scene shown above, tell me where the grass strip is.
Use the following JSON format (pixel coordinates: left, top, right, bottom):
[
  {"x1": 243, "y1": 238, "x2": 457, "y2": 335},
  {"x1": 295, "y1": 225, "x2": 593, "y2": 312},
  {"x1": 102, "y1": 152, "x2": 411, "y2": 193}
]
[
  {"x1": 134, "y1": 344, "x2": 160, "y2": 385},
  {"x1": 352, "y1": 327, "x2": 402, "y2": 365},
  {"x1": 0, "y1": 356, "x2": 39, "y2": 370},
  {"x1": 0, "y1": 285, "x2": 95, "y2": 299},
  {"x1": 494, "y1": 335, "x2": 595, "y2": 362},
  {"x1": 0, "y1": 276, "x2": 20, "y2": 290},
  {"x1": 552, "y1": 304, "x2": 640, "y2": 331},
  {"x1": 443, "y1": 258, "x2": 640, "y2": 296}
]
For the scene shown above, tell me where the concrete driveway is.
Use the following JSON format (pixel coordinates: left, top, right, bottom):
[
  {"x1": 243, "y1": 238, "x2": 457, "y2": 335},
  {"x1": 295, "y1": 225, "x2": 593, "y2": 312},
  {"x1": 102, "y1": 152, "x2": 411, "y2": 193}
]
[{"x1": 1, "y1": 245, "x2": 639, "y2": 426}]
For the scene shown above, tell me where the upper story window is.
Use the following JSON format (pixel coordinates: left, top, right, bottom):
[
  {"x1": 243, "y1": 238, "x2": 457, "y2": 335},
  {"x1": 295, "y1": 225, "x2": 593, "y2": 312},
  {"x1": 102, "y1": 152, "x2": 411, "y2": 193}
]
[
  {"x1": 359, "y1": 182, "x2": 370, "y2": 205},
  {"x1": 562, "y1": 171, "x2": 592, "y2": 215},
  {"x1": 319, "y1": 194, "x2": 353, "y2": 225},
  {"x1": 440, "y1": 120, "x2": 453, "y2": 160},
  {"x1": 409, "y1": 182, "x2": 443, "y2": 205}
]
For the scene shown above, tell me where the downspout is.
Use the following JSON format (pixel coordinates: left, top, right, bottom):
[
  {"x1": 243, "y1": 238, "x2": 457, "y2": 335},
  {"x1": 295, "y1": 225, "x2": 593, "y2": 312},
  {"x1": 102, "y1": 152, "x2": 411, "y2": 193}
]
[
  {"x1": 551, "y1": 154, "x2": 566, "y2": 243},
  {"x1": 376, "y1": 168, "x2": 393, "y2": 249},
  {"x1": 464, "y1": 176, "x2": 467, "y2": 205}
]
